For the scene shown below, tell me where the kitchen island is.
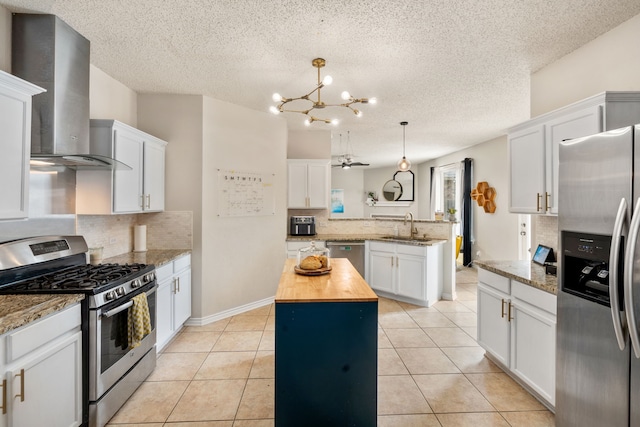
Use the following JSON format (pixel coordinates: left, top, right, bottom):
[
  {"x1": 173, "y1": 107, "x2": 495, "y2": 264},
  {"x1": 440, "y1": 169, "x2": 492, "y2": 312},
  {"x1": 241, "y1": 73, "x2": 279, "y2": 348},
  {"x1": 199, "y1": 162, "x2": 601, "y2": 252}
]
[{"x1": 275, "y1": 258, "x2": 378, "y2": 427}]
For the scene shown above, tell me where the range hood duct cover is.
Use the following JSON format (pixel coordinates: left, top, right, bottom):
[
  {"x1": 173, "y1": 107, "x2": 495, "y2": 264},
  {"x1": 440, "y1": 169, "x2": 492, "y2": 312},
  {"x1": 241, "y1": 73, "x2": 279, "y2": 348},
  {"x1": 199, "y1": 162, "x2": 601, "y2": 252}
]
[{"x1": 12, "y1": 13, "x2": 128, "y2": 170}]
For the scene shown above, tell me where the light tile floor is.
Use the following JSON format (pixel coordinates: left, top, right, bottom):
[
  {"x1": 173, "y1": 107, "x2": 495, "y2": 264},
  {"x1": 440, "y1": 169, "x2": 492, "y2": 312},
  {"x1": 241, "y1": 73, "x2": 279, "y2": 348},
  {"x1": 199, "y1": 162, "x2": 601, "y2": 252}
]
[{"x1": 106, "y1": 267, "x2": 555, "y2": 426}]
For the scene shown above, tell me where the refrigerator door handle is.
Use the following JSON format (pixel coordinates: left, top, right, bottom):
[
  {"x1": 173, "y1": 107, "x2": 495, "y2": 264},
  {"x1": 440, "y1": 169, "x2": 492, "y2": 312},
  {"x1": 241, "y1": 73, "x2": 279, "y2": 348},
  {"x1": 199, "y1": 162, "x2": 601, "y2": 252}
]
[
  {"x1": 625, "y1": 198, "x2": 640, "y2": 357},
  {"x1": 611, "y1": 198, "x2": 628, "y2": 351}
]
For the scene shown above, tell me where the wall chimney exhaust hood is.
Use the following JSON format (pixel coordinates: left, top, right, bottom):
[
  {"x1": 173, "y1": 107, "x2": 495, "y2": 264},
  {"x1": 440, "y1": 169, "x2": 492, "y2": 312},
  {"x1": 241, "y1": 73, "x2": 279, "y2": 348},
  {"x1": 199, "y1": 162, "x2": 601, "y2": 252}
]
[{"x1": 12, "y1": 13, "x2": 129, "y2": 170}]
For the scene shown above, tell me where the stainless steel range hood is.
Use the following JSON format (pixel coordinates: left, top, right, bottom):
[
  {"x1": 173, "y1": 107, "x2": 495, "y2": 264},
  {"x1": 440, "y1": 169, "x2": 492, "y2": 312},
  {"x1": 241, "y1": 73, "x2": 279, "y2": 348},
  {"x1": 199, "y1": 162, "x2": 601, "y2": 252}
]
[{"x1": 12, "y1": 13, "x2": 128, "y2": 170}]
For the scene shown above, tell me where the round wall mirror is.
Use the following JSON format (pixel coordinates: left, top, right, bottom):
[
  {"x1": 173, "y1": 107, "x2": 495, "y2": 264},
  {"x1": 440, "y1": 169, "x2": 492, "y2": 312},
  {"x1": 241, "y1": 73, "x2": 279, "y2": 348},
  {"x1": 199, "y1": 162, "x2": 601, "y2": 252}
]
[{"x1": 382, "y1": 180, "x2": 403, "y2": 201}]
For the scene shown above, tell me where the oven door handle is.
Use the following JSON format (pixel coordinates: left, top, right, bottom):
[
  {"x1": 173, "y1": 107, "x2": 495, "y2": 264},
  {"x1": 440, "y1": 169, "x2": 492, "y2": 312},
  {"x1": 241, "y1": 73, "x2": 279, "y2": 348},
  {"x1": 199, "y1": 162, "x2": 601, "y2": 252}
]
[{"x1": 102, "y1": 301, "x2": 133, "y2": 318}]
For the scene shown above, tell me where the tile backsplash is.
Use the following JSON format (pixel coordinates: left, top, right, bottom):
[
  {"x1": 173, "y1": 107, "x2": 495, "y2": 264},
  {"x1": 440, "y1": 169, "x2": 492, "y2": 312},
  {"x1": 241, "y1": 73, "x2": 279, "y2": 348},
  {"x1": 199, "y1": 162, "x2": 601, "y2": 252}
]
[
  {"x1": 533, "y1": 215, "x2": 558, "y2": 259},
  {"x1": 77, "y1": 211, "x2": 193, "y2": 259}
]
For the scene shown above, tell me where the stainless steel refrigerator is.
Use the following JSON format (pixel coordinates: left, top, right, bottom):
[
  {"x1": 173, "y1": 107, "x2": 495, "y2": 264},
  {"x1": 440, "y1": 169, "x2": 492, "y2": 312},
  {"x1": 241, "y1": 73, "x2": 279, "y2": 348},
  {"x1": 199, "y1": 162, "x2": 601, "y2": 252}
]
[{"x1": 557, "y1": 124, "x2": 640, "y2": 426}]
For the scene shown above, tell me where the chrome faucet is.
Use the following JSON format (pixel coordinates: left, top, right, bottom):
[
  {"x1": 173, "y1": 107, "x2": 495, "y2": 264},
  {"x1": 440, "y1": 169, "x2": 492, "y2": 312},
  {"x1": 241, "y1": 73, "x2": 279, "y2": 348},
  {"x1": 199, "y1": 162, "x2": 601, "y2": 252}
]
[{"x1": 404, "y1": 212, "x2": 418, "y2": 239}]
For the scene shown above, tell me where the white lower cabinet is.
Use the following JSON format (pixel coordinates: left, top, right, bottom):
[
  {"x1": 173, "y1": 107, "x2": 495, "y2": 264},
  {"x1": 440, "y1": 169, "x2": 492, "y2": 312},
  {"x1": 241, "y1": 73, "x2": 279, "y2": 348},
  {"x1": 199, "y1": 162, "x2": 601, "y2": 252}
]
[
  {"x1": 0, "y1": 303, "x2": 83, "y2": 427},
  {"x1": 156, "y1": 254, "x2": 192, "y2": 351},
  {"x1": 477, "y1": 268, "x2": 556, "y2": 408},
  {"x1": 365, "y1": 241, "x2": 443, "y2": 307}
]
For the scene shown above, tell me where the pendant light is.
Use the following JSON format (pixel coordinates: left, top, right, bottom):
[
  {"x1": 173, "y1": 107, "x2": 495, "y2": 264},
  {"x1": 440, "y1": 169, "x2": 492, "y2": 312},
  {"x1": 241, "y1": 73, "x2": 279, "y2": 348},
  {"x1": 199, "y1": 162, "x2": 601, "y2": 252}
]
[{"x1": 397, "y1": 121, "x2": 411, "y2": 171}]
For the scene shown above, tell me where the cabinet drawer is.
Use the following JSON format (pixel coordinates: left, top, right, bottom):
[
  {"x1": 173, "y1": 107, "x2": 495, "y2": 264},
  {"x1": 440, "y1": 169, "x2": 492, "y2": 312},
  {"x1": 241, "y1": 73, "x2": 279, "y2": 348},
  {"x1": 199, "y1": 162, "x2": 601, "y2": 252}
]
[
  {"x1": 7, "y1": 303, "x2": 81, "y2": 362},
  {"x1": 478, "y1": 268, "x2": 510, "y2": 294},
  {"x1": 512, "y1": 280, "x2": 557, "y2": 315},
  {"x1": 368, "y1": 241, "x2": 394, "y2": 252},
  {"x1": 396, "y1": 243, "x2": 427, "y2": 256},
  {"x1": 174, "y1": 254, "x2": 191, "y2": 272},
  {"x1": 155, "y1": 262, "x2": 174, "y2": 283}
]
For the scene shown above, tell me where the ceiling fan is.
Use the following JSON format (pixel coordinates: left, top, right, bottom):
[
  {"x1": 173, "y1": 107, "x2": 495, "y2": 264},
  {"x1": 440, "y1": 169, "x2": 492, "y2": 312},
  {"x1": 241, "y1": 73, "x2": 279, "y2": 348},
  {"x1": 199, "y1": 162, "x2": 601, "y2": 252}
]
[
  {"x1": 332, "y1": 132, "x2": 370, "y2": 169},
  {"x1": 332, "y1": 155, "x2": 370, "y2": 169}
]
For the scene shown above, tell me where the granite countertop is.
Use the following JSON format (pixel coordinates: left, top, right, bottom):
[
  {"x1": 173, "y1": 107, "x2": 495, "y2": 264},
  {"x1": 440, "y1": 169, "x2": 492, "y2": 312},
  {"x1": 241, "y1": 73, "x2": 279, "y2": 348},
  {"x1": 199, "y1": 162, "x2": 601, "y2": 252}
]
[
  {"x1": 474, "y1": 260, "x2": 557, "y2": 295},
  {"x1": 103, "y1": 249, "x2": 191, "y2": 267},
  {"x1": 287, "y1": 234, "x2": 447, "y2": 247},
  {"x1": 0, "y1": 294, "x2": 85, "y2": 336}
]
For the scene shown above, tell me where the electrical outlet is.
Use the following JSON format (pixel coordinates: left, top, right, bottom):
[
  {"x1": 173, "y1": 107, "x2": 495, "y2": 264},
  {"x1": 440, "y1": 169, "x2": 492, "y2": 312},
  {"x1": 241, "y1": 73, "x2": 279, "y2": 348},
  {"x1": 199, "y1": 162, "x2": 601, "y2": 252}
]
[{"x1": 109, "y1": 237, "x2": 117, "y2": 244}]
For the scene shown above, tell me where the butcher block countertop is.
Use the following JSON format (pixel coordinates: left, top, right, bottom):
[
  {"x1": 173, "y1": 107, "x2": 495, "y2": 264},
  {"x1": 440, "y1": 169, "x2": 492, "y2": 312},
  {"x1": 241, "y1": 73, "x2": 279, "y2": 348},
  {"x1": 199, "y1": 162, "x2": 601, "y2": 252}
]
[
  {"x1": 276, "y1": 258, "x2": 378, "y2": 303},
  {"x1": 0, "y1": 294, "x2": 85, "y2": 335}
]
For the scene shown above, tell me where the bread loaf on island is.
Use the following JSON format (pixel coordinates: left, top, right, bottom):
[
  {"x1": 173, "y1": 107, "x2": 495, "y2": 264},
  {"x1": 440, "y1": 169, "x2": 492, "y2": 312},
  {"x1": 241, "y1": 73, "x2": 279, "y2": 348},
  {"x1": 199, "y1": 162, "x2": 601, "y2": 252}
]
[{"x1": 299, "y1": 255, "x2": 323, "y2": 270}]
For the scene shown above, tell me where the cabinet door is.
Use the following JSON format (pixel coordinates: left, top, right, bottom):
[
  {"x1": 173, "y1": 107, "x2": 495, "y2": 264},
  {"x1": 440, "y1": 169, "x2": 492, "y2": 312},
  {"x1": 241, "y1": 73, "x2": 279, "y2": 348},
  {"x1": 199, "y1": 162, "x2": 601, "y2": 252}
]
[
  {"x1": 368, "y1": 250, "x2": 395, "y2": 294},
  {"x1": 510, "y1": 302, "x2": 556, "y2": 406},
  {"x1": 173, "y1": 268, "x2": 192, "y2": 329},
  {"x1": 0, "y1": 87, "x2": 31, "y2": 220},
  {"x1": 113, "y1": 128, "x2": 144, "y2": 213},
  {"x1": 156, "y1": 279, "x2": 174, "y2": 351},
  {"x1": 143, "y1": 140, "x2": 165, "y2": 212},
  {"x1": 306, "y1": 162, "x2": 329, "y2": 209},
  {"x1": 8, "y1": 331, "x2": 82, "y2": 427},
  {"x1": 508, "y1": 125, "x2": 545, "y2": 214},
  {"x1": 477, "y1": 283, "x2": 510, "y2": 367},
  {"x1": 396, "y1": 253, "x2": 426, "y2": 301},
  {"x1": 545, "y1": 104, "x2": 602, "y2": 215},
  {"x1": 287, "y1": 163, "x2": 309, "y2": 208}
]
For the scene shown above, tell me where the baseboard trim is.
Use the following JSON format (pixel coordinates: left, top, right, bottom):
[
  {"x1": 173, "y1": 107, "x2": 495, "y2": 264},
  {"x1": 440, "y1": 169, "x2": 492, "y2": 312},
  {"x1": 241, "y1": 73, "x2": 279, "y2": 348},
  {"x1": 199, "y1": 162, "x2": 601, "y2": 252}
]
[{"x1": 184, "y1": 296, "x2": 275, "y2": 326}]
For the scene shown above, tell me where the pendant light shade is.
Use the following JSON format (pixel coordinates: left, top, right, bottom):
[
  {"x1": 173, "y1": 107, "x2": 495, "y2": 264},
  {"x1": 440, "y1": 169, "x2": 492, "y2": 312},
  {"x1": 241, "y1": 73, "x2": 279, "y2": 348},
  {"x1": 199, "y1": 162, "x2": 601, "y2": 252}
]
[{"x1": 397, "y1": 121, "x2": 411, "y2": 171}]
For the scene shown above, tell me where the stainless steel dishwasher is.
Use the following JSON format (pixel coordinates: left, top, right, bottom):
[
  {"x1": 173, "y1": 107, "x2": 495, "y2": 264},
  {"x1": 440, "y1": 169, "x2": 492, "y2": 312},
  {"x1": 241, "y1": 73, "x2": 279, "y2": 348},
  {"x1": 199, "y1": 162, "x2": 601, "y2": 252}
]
[{"x1": 326, "y1": 241, "x2": 365, "y2": 278}]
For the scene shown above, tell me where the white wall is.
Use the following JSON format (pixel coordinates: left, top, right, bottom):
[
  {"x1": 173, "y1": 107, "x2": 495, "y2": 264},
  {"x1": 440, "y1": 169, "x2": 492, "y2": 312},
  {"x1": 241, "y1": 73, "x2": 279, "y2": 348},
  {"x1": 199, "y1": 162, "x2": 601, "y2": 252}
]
[
  {"x1": 138, "y1": 94, "x2": 287, "y2": 319},
  {"x1": 418, "y1": 136, "x2": 519, "y2": 261},
  {"x1": 0, "y1": 6, "x2": 10, "y2": 72},
  {"x1": 331, "y1": 168, "x2": 364, "y2": 218},
  {"x1": 532, "y1": 13, "x2": 640, "y2": 116},
  {"x1": 287, "y1": 129, "x2": 331, "y2": 159},
  {"x1": 137, "y1": 94, "x2": 205, "y2": 317},
  {"x1": 90, "y1": 65, "x2": 137, "y2": 126},
  {"x1": 201, "y1": 98, "x2": 287, "y2": 315}
]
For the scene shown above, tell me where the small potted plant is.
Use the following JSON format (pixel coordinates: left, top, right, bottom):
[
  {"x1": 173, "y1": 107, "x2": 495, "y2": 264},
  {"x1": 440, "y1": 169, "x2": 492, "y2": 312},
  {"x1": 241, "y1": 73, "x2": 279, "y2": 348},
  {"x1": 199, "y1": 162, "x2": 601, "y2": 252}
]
[
  {"x1": 447, "y1": 208, "x2": 457, "y2": 221},
  {"x1": 366, "y1": 191, "x2": 378, "y2": 206}
]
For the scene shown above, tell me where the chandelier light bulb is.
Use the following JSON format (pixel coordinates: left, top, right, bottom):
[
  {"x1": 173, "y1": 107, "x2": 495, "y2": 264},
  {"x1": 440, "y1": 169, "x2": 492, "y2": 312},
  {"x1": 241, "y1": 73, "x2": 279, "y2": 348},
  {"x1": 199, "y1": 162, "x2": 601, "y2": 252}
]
[
  {"x1": 331, "y1": 119, "x2": 339, "y2": 125},
  {"x1": 369, "y1": 97, "x2": 377, "y2": 104},
  {"x1": 304, "y1": 118, "x2": 311, "y2": 126},
  {"x1": 342, "y1": 164, "x2": 351, "y2": 170},
  {"x1": 355, "y1": 110, "x2": 363, "y2": 117},
  {"x1": 341, "y1": 91, "x2": 351, "y2": 100},
  {"x1": 269, "y1": 106, "x2": 280, "y2": 115},
  {"x1": 272, "y1": 93, "x2": 282, "y2": 102},
  {"x1": 322, "y1": 75, "x2": 333, "y2": 85}
]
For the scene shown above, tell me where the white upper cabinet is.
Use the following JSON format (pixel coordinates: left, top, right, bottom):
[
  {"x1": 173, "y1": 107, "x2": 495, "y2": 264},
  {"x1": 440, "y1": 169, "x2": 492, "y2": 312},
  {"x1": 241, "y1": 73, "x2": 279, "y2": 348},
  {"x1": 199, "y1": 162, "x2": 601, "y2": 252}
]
[
  {"x1": 77, "y1": 120, "x2": 167, "y2": 214},
  {"x1": 508, "y1": 92, "x2": 640, "y2": 215},
  {"x1": 287, "y1": 160, "x2": 330, "y2": 209},
  {"x1": 0, "y1": 71, "x2": 45, "y2": 221}
]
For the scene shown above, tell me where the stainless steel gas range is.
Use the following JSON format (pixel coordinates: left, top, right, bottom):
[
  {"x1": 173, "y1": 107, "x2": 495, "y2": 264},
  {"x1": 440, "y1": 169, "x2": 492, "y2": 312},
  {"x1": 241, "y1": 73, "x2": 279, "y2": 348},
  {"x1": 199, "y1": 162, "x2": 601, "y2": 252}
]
[{"x1": 0, "y1": 235, "x2": 157, "y2": 427}]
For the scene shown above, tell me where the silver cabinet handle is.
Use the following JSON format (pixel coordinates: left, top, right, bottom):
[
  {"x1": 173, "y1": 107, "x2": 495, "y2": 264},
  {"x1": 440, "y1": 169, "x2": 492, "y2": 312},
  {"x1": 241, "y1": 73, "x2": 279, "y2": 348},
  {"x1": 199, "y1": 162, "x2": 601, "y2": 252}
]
[
  {"x1": 536, "y1": 193, "x2": 542, "y2": 212},
  {"x1": 625, "y1": 198, "x2": 640, "y2": 357},
  {"x1": 611, "y1": 198, "x2": 628, "y2": 350},
  {"x1": 15, "y1": 369, "x2": 24, "y2": 402},
  {"x1": 140, "y1": 194, "x2": 144, "y2": 208},
  {"x1": 146, "y1": 194, "x2": 151, "y2": 209},
  {"x1": 501, "y1": 299, "x2": 507, "y2": 318}
]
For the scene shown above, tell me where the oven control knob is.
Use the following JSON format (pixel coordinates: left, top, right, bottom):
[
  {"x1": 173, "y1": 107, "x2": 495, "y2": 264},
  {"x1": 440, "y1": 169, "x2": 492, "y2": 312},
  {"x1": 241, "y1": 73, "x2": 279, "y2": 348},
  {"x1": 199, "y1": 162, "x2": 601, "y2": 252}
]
[
  {"x1": 132, "y1": 279, "x2": 142, "y2": 288},
  {"x1": 105, "y1": 291, "x2": 115, "y2": 301},
  {"x1": 144, "y1": 272, "x2": 155, "y2": 282},
  {"x1": 116, "y1": 287, "x2": 125, "y2": 297}
]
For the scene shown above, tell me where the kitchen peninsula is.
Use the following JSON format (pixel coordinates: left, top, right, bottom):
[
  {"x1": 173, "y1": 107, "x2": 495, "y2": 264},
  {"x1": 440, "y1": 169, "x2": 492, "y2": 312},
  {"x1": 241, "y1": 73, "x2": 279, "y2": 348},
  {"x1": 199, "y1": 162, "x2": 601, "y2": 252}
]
[{"x1": 274, "y1": 258, "x2": 378, "y2": 426}]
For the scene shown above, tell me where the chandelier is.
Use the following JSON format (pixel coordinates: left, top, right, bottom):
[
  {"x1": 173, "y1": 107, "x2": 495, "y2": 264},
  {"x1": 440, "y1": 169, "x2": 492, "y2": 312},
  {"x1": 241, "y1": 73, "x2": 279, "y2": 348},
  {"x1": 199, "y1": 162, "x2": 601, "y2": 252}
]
[{"x1": 270, "y1": 58, "x2": 376, "y2": 126}]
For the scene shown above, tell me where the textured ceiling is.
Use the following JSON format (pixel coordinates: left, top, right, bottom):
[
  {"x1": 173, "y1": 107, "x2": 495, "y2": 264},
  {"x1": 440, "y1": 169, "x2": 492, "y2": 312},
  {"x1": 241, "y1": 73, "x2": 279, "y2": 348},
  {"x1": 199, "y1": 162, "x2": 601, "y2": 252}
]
[{"x1": 3, "y1": 0, "x2": 640, "y2": 167}]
